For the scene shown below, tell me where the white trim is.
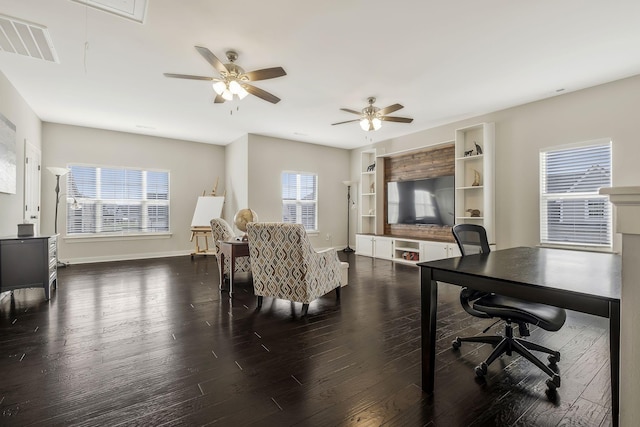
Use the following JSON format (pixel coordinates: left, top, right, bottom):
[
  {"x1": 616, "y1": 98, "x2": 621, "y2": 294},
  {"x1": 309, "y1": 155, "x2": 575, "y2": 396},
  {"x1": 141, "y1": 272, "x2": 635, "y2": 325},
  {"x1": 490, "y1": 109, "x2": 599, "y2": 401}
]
[
  {"x1": 64, "y1": 232, "x2": 172, "y2": 243},
  {"x1": 61, "y1": 249, "x2": 191, "y2": 265}
]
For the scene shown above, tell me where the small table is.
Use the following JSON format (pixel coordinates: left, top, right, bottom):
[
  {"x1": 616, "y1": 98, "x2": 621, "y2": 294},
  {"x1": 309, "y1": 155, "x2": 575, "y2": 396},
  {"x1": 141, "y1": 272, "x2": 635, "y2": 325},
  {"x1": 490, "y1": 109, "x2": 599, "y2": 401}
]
[
  {"x1": 418, "y1": 247, "x2": 622, "y2": 426},
  {"x1": 217, "y1": 240, "x2": 249, "y2": 297},
  {"x1": 0, "y1": 235, "x2": 58, "y2": 300}
]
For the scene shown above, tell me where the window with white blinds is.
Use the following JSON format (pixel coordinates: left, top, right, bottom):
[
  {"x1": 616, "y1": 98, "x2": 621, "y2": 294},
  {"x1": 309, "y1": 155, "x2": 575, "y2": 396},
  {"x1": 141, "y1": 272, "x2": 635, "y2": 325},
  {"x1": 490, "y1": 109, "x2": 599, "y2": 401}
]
[
  {"x1": 66, "y1": 165, "x2": 170, "y2": 236},
  {"x1": 539, "y1": 140, "x2": 612, "y2": 248},
  {"x1": 281, "y1": 172, "x2": 318, "y2": 231}
]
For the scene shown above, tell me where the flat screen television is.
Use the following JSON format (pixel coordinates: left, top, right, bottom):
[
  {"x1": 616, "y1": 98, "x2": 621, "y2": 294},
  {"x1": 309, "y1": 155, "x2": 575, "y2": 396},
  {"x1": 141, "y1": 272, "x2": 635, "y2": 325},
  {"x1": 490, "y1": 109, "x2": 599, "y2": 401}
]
[{"x1": 387, "y1": 176, "x2": 455, "y2": 226}]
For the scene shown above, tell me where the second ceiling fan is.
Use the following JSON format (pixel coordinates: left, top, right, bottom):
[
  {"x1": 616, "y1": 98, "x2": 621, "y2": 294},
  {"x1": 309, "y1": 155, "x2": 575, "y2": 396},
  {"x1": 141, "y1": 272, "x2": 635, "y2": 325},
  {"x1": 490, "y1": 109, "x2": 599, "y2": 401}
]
[
  {"x1": 332, "y1": 97, "x2": 413, "y2": 131},
  {"x1": 164, "y1": 46, "x2": 286, "y2": 104}
]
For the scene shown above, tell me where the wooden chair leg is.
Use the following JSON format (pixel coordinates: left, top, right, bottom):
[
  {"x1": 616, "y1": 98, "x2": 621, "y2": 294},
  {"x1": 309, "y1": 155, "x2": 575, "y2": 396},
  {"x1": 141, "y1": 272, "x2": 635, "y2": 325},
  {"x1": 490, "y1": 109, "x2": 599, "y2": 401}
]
[
  {"x1": 256, "y1": 296, "x2": 263, "y2": 309},
  {"x1": 336, "y1": 286, "x2": 341, "y2": 301},
  {"x1": 301, "y1": 303, "x2": 309, "y2": 317}
]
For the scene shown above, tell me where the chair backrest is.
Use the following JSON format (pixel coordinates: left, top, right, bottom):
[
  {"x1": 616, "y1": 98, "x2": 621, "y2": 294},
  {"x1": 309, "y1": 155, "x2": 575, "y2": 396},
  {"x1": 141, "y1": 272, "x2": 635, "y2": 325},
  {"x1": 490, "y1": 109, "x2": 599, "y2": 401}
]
[
  {"x1": 452, "y1": 224, "x2": 491, "y2": 256},
  {"x1": 246, "y1": 222, "x2": 342, "y2": 304},
  {"x1": 210, "y1": 218, "x2": 234, "y2": 254},
  {"x1": 452, "y1": 224, "x2": 493, "y2": 318}
]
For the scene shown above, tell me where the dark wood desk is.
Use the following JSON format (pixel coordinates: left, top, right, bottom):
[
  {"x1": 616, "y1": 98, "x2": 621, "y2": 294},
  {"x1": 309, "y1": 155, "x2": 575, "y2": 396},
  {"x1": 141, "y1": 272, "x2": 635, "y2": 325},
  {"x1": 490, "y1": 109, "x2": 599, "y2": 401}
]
[
  {"x1": 419, "y1": 247, "x2": 621, "y2": 426},
  {"x1": 217, "y1": 240, "x2": 249, "y2": 297}
]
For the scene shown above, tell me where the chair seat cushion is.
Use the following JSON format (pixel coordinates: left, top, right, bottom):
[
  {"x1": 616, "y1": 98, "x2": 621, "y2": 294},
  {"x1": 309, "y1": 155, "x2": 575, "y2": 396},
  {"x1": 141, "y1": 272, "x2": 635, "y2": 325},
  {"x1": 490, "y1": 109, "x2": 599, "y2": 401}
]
[{"x1": 474, "y1": 294, "x2": 566, "y2": 331}]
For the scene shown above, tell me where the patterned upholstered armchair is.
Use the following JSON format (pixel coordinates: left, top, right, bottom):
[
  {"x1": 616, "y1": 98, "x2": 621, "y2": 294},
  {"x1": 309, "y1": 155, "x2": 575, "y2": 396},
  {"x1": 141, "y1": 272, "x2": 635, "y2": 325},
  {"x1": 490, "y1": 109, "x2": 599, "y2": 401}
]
[
  {"x1": 246, "y1": 222, "x2": 345, "y2": 316},
  {"x1": 210, "y1": 218, "x2": 251, "y2": 284}
]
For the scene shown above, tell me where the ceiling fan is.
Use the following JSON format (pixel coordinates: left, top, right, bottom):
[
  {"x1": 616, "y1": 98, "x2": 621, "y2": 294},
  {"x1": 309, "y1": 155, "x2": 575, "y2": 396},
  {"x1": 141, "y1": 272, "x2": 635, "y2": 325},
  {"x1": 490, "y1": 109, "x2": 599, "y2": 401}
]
[
  {"x1": 164, "y1": 46, "x2": 286, "y2": 104},
  {"x1": 332, "y1": 97, "x2": 413, "y2": 131}
]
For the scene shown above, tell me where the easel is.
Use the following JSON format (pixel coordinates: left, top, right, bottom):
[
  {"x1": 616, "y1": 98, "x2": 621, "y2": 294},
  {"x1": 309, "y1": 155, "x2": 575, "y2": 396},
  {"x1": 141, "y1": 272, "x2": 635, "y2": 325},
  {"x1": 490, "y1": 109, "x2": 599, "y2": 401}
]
[
  {"x1": 190, "y1": 178, "x2": 224, "y2": 258},
  {"x1": 190, "y1": 226, "x2": 215, "y2": 258}
]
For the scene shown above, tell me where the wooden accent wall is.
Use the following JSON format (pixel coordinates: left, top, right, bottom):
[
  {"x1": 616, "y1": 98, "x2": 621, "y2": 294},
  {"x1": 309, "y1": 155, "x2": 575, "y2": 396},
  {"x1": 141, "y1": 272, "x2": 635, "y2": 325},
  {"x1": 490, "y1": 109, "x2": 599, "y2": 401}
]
[{"x1": 383, "y1": 144, "x2": 456, "y2": 242}]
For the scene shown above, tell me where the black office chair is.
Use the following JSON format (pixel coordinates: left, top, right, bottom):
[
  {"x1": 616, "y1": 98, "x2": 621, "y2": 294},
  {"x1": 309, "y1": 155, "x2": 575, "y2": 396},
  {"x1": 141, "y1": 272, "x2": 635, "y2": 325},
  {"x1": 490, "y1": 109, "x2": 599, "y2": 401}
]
[{"x1": 451, "y1": 224, "x2": 565, "y2": 391}]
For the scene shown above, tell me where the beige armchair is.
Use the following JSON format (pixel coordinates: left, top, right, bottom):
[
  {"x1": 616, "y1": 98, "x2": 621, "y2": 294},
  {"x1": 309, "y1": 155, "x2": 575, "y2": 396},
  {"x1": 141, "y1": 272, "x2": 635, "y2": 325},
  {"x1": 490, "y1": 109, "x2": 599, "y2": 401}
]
[
  {"x1": 210, "y1": 218, "x2": 251, "y2": 285},
  {"x1": 246, "y1": 222, "x2": 345, "y2": 316}
]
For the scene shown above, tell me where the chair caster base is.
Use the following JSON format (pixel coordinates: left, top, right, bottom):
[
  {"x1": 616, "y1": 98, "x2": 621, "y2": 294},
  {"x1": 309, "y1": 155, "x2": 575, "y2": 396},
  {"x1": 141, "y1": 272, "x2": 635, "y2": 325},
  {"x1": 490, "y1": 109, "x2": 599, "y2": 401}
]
[
  {"x1": 548, "y1": 352, "x2": 561, "y2": 365},
  {"x1": 546, "y1": 374, "x2": 561, "y2": 391},
  {"x1": 475, "y1": 362, "x2": 488, "y2": 377},
  {"x1": 452, "y1": 337, "x2": 461, "y2": 350}
]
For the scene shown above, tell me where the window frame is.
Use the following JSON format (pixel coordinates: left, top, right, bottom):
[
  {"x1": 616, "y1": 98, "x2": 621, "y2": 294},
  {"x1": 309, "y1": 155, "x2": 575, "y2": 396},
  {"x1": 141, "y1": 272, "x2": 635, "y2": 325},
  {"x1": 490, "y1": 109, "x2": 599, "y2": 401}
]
[
  {"x1": 539, "y1": 138, "x2": 612, "y2": 250},
  {"x1": 65, "y1": 164, "x2": 170, "y2": 239},
  {"x1": 281, "y1": 171, "x2": 318, "y2": 232}
]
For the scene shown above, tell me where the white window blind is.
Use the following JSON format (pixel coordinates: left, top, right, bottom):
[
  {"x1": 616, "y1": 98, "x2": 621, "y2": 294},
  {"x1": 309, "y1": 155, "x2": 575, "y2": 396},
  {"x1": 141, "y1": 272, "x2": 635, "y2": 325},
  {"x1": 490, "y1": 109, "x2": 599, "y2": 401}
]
[
  {"x1": 66, "y1": 165, "x2": 170, "y2": 236},
  {"x1": 540, "y1": 140, "x2": 612, "y2": 248},
  {"x1": 282, "y1": 172, "x2": 318, "y2": 231}
]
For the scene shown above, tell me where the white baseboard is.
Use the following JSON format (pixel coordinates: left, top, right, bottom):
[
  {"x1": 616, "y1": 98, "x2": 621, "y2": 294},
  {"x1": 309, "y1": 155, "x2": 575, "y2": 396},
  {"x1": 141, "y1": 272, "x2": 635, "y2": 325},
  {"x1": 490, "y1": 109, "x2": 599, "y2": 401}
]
[{"x1": 61, "y1": 250, "x2": 194, "y2": 265}]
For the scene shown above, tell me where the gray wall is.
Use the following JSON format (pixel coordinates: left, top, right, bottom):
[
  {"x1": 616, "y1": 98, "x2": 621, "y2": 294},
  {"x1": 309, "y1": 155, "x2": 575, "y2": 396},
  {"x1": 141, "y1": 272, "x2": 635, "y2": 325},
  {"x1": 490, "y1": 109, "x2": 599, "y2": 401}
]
[
  {"x1": 42, "y1": 123, "x2": 225, "y2": 263},
  {"x1": 247, "y1": 134, "x2": 351, "y2": 249},
  {"x1": 224, "y1": 134, "x2": 249, "y2": 225},
  {"x1": 0, "y1": 71, "x2": 42, "y2": 237},
  {"x1": 351, "y1": 74, "x2": 640, "y2": 252}
]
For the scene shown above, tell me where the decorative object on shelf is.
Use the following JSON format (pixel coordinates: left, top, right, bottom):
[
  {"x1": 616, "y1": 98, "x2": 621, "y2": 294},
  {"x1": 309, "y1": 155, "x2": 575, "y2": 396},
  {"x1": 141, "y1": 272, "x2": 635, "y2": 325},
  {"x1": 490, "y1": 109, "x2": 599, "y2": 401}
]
[
  {"x1": 164, "y1": 47, "x2": 286, "y2": 104},
  {"x1": 342, "y1": 181, "x2": 356, "y2": 253},
  {"x1": 474, "y1": 141, "x2": 483, "y2": 155},
  {"x1": 369, "y1": 209, "x2": 375, "y2": 215},
  {"x1": 402, "y1": 251, "x2": 419, "y2": 261},
  {"x1": 332, "y1": 97, "x2": 413, "y2": 132},
  {"x1": 466, "y1": 209, "x2": 481, "y2": 217},
  {"x1": 233, "y1": 208, "x2": 259, "y2": 241},
  {"x1": 367, "y1": 162, "x2": 376, "y2": 172},
  {"x1": 464, "y1": 149, "x2": 474, "y2": 157},
  {"x1": 472, "y1": 169, "x2": 481, "y2": 186},
  {"x1": 370, "y1": 182, "x2": 375, "y2": 193}
]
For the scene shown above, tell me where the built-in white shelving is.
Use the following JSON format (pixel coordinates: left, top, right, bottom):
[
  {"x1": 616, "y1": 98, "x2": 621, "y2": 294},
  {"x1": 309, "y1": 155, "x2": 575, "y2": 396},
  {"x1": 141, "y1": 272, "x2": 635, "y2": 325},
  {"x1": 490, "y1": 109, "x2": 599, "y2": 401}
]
[
  {"x1": 454, "y1": 123, "x2": 495, "y2": 243},
  {"x1": 359, "y1": 149, "x2": 377, "y2": 235}
]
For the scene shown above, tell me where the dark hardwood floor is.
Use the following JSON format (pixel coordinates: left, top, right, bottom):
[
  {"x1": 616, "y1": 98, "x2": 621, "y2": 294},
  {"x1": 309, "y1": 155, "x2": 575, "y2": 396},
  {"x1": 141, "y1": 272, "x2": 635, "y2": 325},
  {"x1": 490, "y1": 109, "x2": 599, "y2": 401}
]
[{"x1": 0, "y1": 253, "x2": 612, "y2": 426}]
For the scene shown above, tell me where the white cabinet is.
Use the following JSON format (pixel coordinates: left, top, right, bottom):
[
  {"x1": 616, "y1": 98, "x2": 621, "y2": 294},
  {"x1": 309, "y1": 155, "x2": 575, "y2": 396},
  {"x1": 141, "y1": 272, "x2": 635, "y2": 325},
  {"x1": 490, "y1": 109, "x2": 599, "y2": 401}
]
[
  {"x1": 356, "y1": 234, "x2": 393, "y2": 259},
  {"x1": 356, "y1": 234, "x2": 374, "y2": 257},
  {"x1": 360, "y1": 149, "x2": 377, "y2": 235},
  {"x1": 420, "y1": 241, "x2": 460, "y2": 262},
  {"x1": 357, "y1": 234, "x2": 461, "y2": 265},
  {"x1": 455, "y1": 123, "x2": 495, "y2": 243},
  {"x1": 374, "y1": 236, "x2": 394, "y2": 260}
]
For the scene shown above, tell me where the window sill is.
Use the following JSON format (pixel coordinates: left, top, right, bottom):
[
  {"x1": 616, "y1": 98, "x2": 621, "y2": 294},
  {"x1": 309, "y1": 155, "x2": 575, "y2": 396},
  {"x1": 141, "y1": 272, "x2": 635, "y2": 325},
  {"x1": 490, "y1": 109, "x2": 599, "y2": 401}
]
[
  {"x1": 64, "y1": 233, "x2": 173, "y2": 243},
  {"x1": 537, "y1": 243, "x2": 617, "y2": 254}
]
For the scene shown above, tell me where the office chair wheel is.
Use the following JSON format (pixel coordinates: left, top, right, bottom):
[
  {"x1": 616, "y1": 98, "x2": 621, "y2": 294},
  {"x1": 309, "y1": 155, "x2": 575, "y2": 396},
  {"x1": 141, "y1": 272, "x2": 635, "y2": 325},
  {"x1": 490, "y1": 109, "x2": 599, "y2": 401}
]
[
  {"x1": 452, "y1": 337, "x2": 462, "y2": 350},
  {"x1": 548, "y1": 352, "x2": 560, "y2": 365},
  {"x1": 475, "y1": 362, "x2": 488, "y2": 377},
  {"x1": 546, "y1": 374, "x2": 561, "y2": 391}
]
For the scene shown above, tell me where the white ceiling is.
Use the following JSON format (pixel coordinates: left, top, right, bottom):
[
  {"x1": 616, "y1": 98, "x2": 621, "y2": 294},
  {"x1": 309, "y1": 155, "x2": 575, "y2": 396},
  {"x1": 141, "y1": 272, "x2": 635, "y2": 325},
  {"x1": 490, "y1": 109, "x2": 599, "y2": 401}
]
[{"x1": 1, "y1": 0, "x2": 640, "y2": 150}]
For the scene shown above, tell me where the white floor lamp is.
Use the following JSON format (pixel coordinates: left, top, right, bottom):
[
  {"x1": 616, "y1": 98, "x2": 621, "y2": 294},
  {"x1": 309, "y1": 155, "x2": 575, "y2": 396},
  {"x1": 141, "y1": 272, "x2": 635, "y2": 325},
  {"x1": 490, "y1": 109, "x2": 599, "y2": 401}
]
[{"x1": 342, "y1": 181, "x2": 356, "y2": 253}]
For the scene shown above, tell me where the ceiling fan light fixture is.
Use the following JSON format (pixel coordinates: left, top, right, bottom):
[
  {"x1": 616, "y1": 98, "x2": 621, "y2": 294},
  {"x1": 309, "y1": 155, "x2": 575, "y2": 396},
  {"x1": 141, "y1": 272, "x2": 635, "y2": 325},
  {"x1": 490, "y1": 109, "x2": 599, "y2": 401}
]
[
  {"x1": 212, "y1": 81, "x2": 226, "y2": 95},
  {"x1": 237, "y1": 86, "x2": 249, "y2": 99},
  {"x1": 229, "y1": 80, "x2": 249, "y2": 99},
  {"x1": 221, "y1": 89, "x2": 234, "y2": 101},
  {"x1": 360, "y1": 117, "x2": 382, "y2": 131}
]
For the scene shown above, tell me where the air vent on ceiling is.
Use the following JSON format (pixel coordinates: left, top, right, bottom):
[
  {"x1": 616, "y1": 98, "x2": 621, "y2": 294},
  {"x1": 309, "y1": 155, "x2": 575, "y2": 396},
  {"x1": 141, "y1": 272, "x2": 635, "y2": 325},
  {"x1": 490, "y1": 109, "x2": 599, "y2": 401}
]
[
  {"x1": 0, "y1": 14, "x2": 58, "y2": 63},
  {"x1": 70, "y1": 0, "x2": 148, "y2": 24}
]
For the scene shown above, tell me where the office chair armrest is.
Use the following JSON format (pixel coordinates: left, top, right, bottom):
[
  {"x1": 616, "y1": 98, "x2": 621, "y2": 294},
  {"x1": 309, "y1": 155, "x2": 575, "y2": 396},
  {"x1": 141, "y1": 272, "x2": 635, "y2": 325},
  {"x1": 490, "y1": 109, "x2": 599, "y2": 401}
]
[{"x1": 460, "y1": 287, "x2": 492, "y2": 318}]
